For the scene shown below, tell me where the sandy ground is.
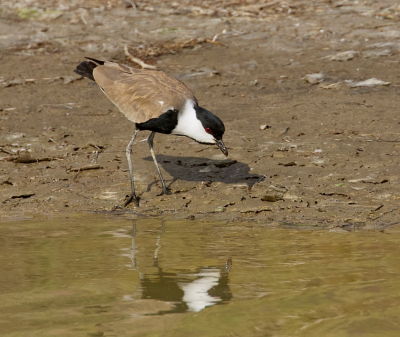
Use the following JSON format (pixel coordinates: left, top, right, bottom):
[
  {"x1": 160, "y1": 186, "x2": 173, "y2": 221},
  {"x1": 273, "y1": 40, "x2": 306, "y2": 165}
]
[{"x1": 1, "y1": 0, "x2": 400, "y2": 228}]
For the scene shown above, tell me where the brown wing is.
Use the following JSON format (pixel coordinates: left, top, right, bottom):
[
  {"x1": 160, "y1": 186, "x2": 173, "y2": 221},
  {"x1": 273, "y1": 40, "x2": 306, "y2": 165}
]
[{"x1": 92, "y1": 62, "x2": 196, "y2": 124}]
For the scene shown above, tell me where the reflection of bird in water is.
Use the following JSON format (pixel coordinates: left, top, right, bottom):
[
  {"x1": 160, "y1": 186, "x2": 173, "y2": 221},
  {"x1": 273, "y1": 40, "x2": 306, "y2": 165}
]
[
  {"x1": 129, "y1": 221, "x2": 232, "y2": 314},
  {"x1": 74, "y1": 58, "x2": 227, "y2": 207},
  {"x1": 178, "y1": 260, "x2": 232, "y2": 312}
]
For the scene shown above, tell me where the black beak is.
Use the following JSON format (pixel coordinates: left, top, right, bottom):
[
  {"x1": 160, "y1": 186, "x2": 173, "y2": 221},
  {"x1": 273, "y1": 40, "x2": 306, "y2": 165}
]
[{"x1": 216, "y1": 139, "x2": 228, "y2": 157}]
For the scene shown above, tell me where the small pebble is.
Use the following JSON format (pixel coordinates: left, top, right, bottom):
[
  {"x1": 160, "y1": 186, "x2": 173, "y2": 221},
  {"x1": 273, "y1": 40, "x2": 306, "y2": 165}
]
[{"x1": 260, "y1": 124, "x2": 271, "y2": 130}]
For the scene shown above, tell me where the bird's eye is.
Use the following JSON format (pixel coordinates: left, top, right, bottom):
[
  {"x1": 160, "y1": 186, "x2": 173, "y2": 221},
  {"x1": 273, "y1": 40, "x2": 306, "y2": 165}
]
[{"x1": 205, "y1": 127, "x2": 212, "y2": 134}]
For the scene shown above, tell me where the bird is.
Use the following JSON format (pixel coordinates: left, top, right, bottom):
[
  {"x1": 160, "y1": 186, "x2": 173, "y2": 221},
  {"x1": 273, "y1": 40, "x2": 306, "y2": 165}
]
[{"x1": 74, "y1": 57, "x2": 228, "y2": 207}]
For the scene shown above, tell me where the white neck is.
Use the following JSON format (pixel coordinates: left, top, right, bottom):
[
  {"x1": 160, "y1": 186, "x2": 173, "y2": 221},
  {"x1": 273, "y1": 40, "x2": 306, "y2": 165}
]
[{"x1": 171, "y1": 100, "x2": 215, "y2": 144}]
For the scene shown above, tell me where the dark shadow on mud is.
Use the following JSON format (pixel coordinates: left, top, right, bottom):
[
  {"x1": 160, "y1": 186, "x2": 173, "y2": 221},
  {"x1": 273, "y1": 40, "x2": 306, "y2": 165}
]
[{"x1": 144, "y1": 155, "x2": 263, "y2": 187}]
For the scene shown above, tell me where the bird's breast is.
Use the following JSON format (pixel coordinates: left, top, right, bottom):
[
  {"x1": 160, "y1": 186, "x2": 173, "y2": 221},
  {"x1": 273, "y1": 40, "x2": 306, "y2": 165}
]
[{"x1": 136, "y1": 109, "x2": 179, "y2": 134}]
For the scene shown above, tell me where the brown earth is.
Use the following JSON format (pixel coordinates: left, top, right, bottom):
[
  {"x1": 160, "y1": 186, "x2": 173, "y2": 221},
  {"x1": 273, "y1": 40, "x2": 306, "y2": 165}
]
[{"x1": 1, "y1": 0, "x2": 400, "y2": 228}]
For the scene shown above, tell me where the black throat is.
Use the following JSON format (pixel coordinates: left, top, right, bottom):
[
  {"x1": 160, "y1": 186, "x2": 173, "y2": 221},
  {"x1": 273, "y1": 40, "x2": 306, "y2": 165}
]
[{"x1": 136, "y1": 109, "x2": 179, "y2": 134}]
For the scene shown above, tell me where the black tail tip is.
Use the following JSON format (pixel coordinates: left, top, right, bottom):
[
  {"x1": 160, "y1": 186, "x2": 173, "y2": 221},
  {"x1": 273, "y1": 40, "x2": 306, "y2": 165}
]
[
  {"x1": 73, "y1": 61, "x2": 96, "y2": 81},
  {"x1": 74, "y1": 57, "x2": 105, "y2": 81},
  {"x1": 84, "y1": 57, "x2": 105, "y2": 65}
]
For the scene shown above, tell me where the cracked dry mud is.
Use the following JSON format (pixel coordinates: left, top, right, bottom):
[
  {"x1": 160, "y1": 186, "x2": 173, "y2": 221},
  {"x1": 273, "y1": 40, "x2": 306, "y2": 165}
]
[{"x1": 1, "y1": 0, "x2": 400, "y2": 229}]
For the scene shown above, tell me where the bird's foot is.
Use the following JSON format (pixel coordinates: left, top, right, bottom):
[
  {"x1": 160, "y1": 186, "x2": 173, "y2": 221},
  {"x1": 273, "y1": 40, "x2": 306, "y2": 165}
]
[
  {"x1": 124, "y1": 194, "x2": 140, "y2": 207},
  {"x1": 157, "y1": 188, "x2": 172, "y2": 197}
]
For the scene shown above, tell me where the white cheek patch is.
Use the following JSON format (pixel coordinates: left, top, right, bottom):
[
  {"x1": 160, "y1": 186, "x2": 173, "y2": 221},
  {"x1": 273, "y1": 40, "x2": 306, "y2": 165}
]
[{"x1": 172, "y1": 100, "x2": 215, "y2": 144}]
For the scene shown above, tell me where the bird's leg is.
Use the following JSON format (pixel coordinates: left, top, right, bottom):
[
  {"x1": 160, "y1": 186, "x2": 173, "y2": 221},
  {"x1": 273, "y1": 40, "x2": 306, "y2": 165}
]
[
  {"x1": 124, "y1": 129, "x2": 140, "y2": 207},
  {"x1": 148, "y1": 132, "x2": 170, "y2": 195}
]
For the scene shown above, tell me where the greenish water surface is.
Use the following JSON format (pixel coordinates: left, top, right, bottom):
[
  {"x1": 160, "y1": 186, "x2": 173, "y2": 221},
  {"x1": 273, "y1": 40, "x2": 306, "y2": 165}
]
[{"x1": 1, "y1": 216, "x2": 400, "y2": 336}]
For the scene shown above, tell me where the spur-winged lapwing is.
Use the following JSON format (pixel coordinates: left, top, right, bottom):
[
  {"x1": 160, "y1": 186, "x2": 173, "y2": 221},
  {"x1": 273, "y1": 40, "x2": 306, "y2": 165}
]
[{"x1": 74, "y1": 57, "x2": 227, "y2": 207}]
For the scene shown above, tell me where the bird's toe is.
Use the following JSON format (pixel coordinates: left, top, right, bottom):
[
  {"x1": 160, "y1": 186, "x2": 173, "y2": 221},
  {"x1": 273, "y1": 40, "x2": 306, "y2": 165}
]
[
  {"x1": 124, "y1": 194, "x2": 140, "y2": 207},
  {"x1": 158, "y1": 188, "x2": 172, "y2": 197}
]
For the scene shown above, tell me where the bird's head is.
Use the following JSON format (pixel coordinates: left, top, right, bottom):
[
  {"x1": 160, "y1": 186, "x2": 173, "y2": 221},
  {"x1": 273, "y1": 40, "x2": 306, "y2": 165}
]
[
  {"x1": 195, "y1": 106, "x2": 228, "y2": 157},
  {"x1": 172, "y1": 101, "x2": 228, "y2": 156},
  {"x1": 203, "y1": 126, "x2": 228, "y2": 157}
]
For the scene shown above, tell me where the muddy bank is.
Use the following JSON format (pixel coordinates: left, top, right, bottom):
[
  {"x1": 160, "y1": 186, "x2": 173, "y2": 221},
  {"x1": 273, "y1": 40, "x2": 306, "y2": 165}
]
[{"x1": 1, "y1": 0, "x2": 400, "y2": 228}]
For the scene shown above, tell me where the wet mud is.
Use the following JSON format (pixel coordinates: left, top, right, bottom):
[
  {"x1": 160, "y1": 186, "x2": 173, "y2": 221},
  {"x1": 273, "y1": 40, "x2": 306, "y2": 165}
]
[{"x1": 1, "y1": 0, "x2": 400, "y2": 228}]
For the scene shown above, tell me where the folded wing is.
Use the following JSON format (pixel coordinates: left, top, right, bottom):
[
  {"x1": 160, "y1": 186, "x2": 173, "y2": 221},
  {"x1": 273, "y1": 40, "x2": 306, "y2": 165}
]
[{"x1": 93, "y1": 62, "x2": 196, "y2": 124}]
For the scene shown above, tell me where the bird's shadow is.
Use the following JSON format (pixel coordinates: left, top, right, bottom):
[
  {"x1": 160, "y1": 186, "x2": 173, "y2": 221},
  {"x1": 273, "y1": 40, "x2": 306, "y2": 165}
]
[{"x1": 143, "y1": 155, "x2": 263, "y2": 189}]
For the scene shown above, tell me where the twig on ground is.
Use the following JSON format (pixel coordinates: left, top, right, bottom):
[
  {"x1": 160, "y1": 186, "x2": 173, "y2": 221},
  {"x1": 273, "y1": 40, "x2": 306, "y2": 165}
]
[
  {"x1": 204, "y1": 38, "x2": 225, "y2": 46},
  {"x1": 124, "y1": 45, "x2": 157, "y2": 69},
  {"x1": 80, "y1": 11, "x2": 88, "y2": 25}
]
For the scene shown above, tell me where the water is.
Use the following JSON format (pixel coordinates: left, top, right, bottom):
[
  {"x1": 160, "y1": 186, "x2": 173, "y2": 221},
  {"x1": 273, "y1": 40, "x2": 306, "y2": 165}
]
[{"x1": 1, "y1": 216, "x2": 400, "y2": 336}]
